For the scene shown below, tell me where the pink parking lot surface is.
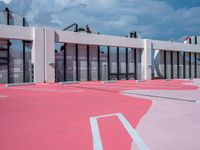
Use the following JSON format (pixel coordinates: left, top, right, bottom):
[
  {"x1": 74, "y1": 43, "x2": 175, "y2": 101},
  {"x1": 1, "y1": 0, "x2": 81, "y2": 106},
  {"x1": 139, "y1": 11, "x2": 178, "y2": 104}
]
[{"x1": 0, "y1": 79, "x2": 200, "y2": 150}]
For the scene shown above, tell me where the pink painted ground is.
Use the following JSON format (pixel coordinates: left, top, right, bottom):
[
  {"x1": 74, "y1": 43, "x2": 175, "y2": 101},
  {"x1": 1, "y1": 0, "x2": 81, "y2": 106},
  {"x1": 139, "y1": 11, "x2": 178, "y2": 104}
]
[
  {"x1": 0, "y1": 80, "x2": 197, "y2": 150},
  {"x1": 124, "y1": 79, "x2": 200, "y2": 150}
]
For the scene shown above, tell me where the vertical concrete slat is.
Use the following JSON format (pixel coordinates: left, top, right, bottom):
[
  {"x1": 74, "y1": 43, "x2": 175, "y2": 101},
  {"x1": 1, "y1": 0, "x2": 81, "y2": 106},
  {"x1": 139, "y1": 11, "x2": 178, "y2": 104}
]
[
  {"x1": 32, "y1": 28, "x2": 45, "y2": 83},
  {"x1": 183, "y1": 52, "x2": 186, "y2": 78},
  {"x1": 173, "y1": 51, "x2": 177, "y2": 79},
  {"x1": 166, "y1": 51, "x2": 171, "y2": 79},
  {"x1": 117, "y1": 47, "x2": 120, "y2": 80},
  {"x1": 198, "y1": 53, "x2": 200, "y2": 78},
  {"x1": 134, "y1": 49, "x2": 137, "y2": 80},
  {"x1": 177, "y1": 51, "x2": 180, "y2": 79},
  {"x1": 170, "y1": 51, "x2": 173, "y2": 79},
  {"x1": 194, "y1": 53, "x2": 197, "y2": 78},
  {"x1": 164, "y1": 50, "x2": 167, "y2": 79},
  {"x1": 191, "y1": 53, "x2": 195, "y2": 78},
  {"x1": 189, "y1": 52, "x2": 192, "y2": 78},
  {"x1": 44, "y1": 28, "x2": 55, "y2": 82},
  {"x1": 141, "y1": 39, "x2": 152, "y2": 80},
  {"x1": 75, "y1": 44, "x2": 79, "y2": 81},
  {"x1": 87, "y1": 45, "x2": 90, "y2": 81},
  {"x1": 125, "y1": 48, "x2": 129, "y2": 80},
  {"x1": 97, "y1": 46, "x2": 101, "y2": 81},
  {"x1": 107, "y1": 46, "x2": 110, "y2": 80},
  {"x1": 63, "y1": 43, "x2": 66, "y2": 81}
]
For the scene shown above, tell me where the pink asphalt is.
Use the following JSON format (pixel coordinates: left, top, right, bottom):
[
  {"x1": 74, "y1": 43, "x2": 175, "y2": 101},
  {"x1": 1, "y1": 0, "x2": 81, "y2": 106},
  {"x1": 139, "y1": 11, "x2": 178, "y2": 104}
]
[{"x1": 0, "y1": 80, "x2": 198, "y2": 150}]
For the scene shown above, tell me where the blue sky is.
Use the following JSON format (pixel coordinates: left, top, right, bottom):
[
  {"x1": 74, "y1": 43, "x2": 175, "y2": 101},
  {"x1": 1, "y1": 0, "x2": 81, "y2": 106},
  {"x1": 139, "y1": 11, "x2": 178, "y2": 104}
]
[{"x1": 0, "y1": 0, "x2": 200, "y2": 41}]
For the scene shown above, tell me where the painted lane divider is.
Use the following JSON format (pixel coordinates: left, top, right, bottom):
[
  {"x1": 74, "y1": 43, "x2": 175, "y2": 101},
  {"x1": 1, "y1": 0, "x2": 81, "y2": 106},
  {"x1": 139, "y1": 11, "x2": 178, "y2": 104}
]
[
  {"x1": 196, "y1": 100, "x2": 200, "y2": 104},
  {"x1": 59, "y1": 81, "x2": 80, "y2": 85},
  {"x1": 102, "y1": 80, "x2": 117, "y2": 84},
  {"x1": 90, "y1": 117, "x2": 103, "y2": 150},
  {"x1": 90, "y1": 113, "x2": 150, "y2": 150},
  {"x1": 5, "y1": 82, "x2": 35, "y2": 87},
  {"x1": 136, "y1": 80, "x2": 145, "y2": 83},
  {"x1": 7, "y1": 87, "x2": 83, "y2": 93},
  {"x1": 0, "y1": 95, "x2": 8, "y2": 98}
]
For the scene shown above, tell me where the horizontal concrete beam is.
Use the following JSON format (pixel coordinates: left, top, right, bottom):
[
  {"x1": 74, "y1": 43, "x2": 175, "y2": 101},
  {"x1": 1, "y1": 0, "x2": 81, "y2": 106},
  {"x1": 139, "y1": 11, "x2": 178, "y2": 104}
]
[
  {"x1": 55, "y1": 30, "x2": 144, "y2": 49},
  {"x1": 152, "y1": 40, "x2": 200, "y2": 53},
  {"x1": 32, "y1": 28, "x2": 45, "y2": 83},
  {"x1": 45, "y1": 28, "x2": 55, "y2": 82},
  {"x1": 0, "y1": 24, "x2": 33, "y2": 41},
  {"x1": 1, "y1": 25, "x2": 199, "y2": 54}
]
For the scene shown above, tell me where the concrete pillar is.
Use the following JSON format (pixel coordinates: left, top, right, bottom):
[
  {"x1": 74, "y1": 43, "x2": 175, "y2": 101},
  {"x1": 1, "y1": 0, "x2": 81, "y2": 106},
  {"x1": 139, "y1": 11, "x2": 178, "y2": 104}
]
[
  {"x1": 44, "y1": 28, "x2": 55, "y2": 82},
  {"x1": 32, "y1": 28, "x2": 45, "y2": 83},
  {"x1": 141, "y1": 39, "x2": 152, "y2": 80}
]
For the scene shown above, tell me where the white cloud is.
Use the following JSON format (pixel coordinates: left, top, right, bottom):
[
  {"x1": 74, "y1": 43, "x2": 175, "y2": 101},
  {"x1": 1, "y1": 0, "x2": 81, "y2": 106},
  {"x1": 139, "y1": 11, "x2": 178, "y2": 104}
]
[
  {"x1": 106, "y1": 15, "x2": 138, "y2": 28},
  {"x1": 0, "y1": 0, "x2": 12, "y2": 4}
]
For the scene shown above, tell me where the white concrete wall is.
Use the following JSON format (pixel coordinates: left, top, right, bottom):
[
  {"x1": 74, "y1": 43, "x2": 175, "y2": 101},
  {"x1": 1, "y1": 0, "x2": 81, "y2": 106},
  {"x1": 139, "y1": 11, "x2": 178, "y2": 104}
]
[
  {"x1": 44, "y1": 28, "x2": 55, "y2": 82},
  {"x1": 32, "y1": 28, "x2": 45, "y2": 83},
  {"x1": 152, "y1": 39, "x2": 200, "y2": 53},
  {"x1": 55, "y1": 30, "x2": 144, "y2": 49},
  {"x1": 0, "y1": 24, "x2": 200, "y2": 83},
  {"x1": 0, "y1": 24, "x2": 33, "y2": 40},
  {"x1": 141, "y1": 39, "x2": 152, "y2": 80}
]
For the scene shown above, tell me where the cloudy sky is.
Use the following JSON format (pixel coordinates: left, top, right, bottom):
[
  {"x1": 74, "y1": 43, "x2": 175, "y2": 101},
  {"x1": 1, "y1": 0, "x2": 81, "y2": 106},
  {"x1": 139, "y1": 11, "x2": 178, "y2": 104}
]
[{"x1": 0, "y1": 0, "x2": 200, "y2": 41}]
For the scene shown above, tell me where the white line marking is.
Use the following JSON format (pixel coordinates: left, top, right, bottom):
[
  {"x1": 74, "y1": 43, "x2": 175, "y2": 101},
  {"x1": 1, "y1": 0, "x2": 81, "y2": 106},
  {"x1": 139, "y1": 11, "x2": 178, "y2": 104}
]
[
  {"x1": 95, "y1": 113, "x2": 119, "y2": 119},
  {"x1": 0, "y1": 95, "x2": 8, "y2": 98},
  {"x1": 59, "y1": 81, "x2": 80, "y2": 85},
  {"x1": 196, "y1": 100, "x2": 200, "y2": 104},
  {"x1": 5, "y1": 87, "x2": 83, "y2": 93},
  {"x1": 90, "y1": 117, "x2": 103, "y2": 150},
  {"x1": 90, "y1": 113, "x2": 150, "y2": 150},
  {"x1": 5, "y1": 82, "x2": 35, "y2": 87},
  {"x1": 76, "y1": 84, "x2": 185, "y2": 90},
  {"x1": 117, "y1": 113, "x2": 150, "y2": 150}
]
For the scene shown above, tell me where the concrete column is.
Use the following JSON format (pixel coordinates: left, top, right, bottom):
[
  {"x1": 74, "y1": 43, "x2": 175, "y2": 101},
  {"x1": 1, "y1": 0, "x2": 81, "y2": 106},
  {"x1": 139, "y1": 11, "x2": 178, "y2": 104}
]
[
  {"x1": 44, "y1": 28, "x2": 55, "y2": 82},
  {"x1": 32, "y1": 28, "x2": 45, "y2": 83},
  {"x1": 141, "y1": 39, "x2": 152, "y2": 80}
]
